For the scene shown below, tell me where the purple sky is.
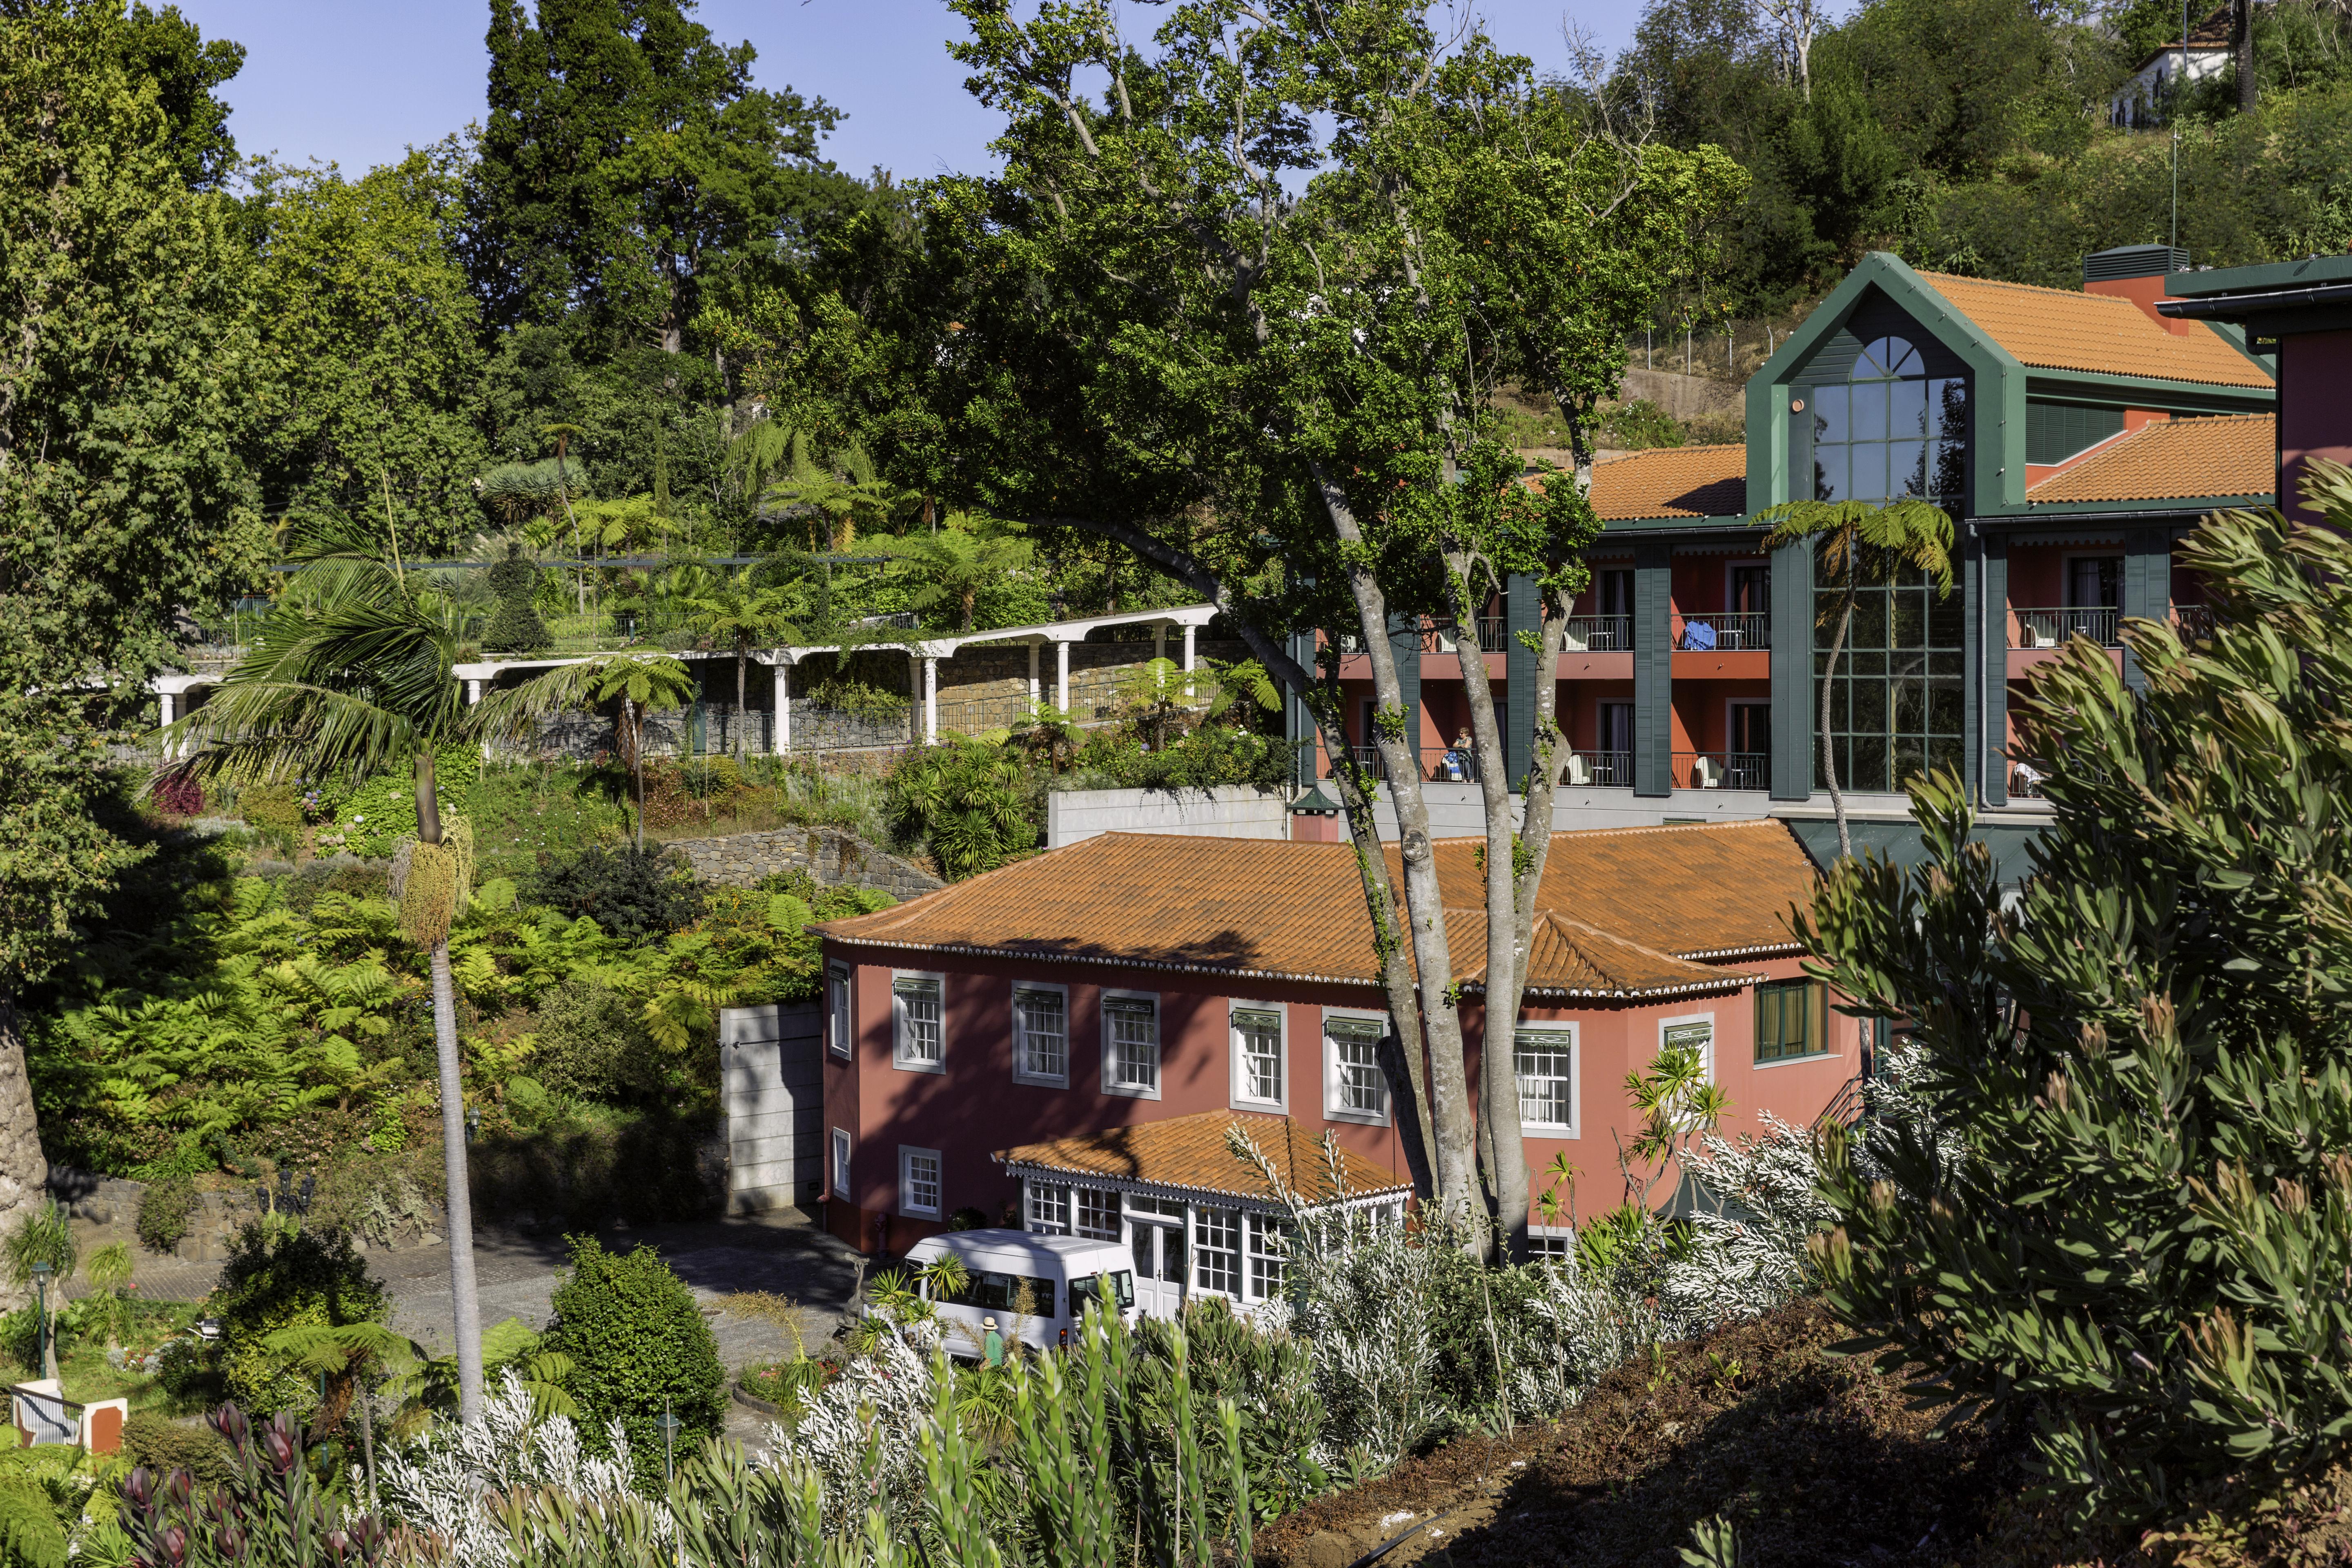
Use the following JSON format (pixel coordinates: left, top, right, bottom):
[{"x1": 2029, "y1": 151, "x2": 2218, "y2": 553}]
[{"x1": 174, "y1": 0, "x2": 1662, "y2": 183}]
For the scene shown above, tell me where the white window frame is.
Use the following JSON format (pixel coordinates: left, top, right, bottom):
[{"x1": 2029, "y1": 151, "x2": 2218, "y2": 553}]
[
  {"x1": 1322, "y1": 1008, "x2": 1390, "y2": 1126},
  {"x1": 898, "y1": 1145, "x2": 943, "y2": 1219},
  {"x1": 1074, "y1": 1187, "x2": 1122, "y2": 1242},
  {"x1": 1011, "y1": 980, "x2": 1071, "y2": 1087},
  {"x1": 826, "y1": 963, "x2": 853, "y2": 1060},
  {"x1": 1659, "y1": 1011, "x2": 1717, "y2": 1083},
  {"x1": 1192, "y1": 1205, "x2": 1241, "y2": 1298},
  {"x1": 1228, "y1": 1000, "x2": 1287, "y2": 1112},
  {"x1": 892, "y1": 969, "x2": 946, "y2": 1075},
  {"x1": 1099, "y1": 989, "x2": 1162, "y2": 1100},
  {"x1": 1528, "y1": 1224, "x2": 1575, "y2": 1263},
  {"x1": 1026, "y1": 1181, "x2": 1071, "y2": 1236},
  {"x1": 1514, "y1": 1022, "x2": 1578, "y2": 1136},
  {"x1": 831, "y1": 1127, "x2": 851, "y2": 1201},
  {"x1": 1246, "y1": 1211, "x2": 1288, "y2": 1303}
]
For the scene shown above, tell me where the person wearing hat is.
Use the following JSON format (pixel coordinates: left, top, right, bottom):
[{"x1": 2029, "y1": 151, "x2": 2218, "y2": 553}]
[{"x1": 982, "y1": 1316, "x2": 1005, "y2": 1367}]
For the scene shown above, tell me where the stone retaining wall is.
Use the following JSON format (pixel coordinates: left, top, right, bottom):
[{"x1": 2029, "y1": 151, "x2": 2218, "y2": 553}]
[{"x1": 668, "y1": 826, "x2": 944, "y2": 900}]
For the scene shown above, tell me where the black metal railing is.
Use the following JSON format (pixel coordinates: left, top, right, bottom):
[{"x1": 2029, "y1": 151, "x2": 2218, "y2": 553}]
[
  {"x1": 1676, "y1": 612, "x2": 1769, "y2": 651},
  {"x1": 1564, "y1": 749, "x2": 1632, "y2": 786},
  {"x1": 2010, "y1": 606, "x2": 2120, "y2": 649},
  {"x1": 1561, "y1": 615, "x2": 1631, "y2": 652},
  {"x1": 1675, "y1": 750, "x2": 1770, "y2": 791}
]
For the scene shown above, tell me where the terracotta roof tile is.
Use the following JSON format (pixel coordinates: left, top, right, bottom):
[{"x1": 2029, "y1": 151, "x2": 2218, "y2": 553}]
[
  {"x1": 2026, "y1": 413, "x2": 2274, "y2": 504},
  {"x1": 995, "y1": 1110, "x2": 1410, "y2": 1206},
  {"x1": 1587, "y1": 445, "x2": 1748, "y2": 520},
  {"x1": 1915, "y1": 271, "x2": 2273, "y2": 389},
  {"x1": 1445, "y1": 908, "x2": 1758, "y2": 999},
  {"x1": 817, "y1": 819, "x2": 1813, "y2": 993}
]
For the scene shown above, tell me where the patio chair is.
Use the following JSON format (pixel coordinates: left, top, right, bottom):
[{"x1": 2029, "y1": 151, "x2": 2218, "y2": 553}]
[
  {"x1": 1564, "y1": 753, "x2": 1590, "y2": 787},
  {"x1": 1693, "y1": 756, "x2": 1724, "y2": 790},
  {"x1": 1561, "y1": 628, "x2": 1588, "y2": 653}
]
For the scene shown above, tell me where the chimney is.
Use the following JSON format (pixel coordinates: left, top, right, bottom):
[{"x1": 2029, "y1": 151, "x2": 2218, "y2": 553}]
[{"x1": 2085, "y1": 244, "x2": 2194, "y2": 334}]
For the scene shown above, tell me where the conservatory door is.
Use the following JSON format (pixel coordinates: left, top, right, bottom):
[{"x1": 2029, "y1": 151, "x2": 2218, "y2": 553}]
[{"x1": 1129, "y1": 1218, "x2": 1186, "y2": 1319}]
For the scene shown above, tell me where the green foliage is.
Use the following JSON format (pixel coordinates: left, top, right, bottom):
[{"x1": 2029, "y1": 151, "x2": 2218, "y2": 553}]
[
  {"x1": 0, "y1": 1476, "x2": 65, "y2": 1568},
  {"x1": 330, "y1": 745, "x2": 481, "y2": 857},
  {"x1": 883, "y1": 739, "x2": 1038, "y2": 880},
  {"x1": 528, "y1": 980, "x2": 663, "y2": 1102},
  {"x1": 896, "y1": 515, "x2": 1034, "y2": 633},
  {"x1": 482, "y1": 544, "x2": 552, "y2": 654},
  {"x1": 1801, "y1": 485, "x2": 2352, "y2": 1522},
  {"x1": 210, "y1": 1225, "x2": 386, "y2": 1417},
  {"x1": 542, "y1": 1237, "x2": 726, "y2": 1477},
  {"x1": 135, "y1": 1176, "x2": 198, "y2": 1255},
  {"x1": 518, "y1": 846, "x2": 704, "y2": 942},
  {"x1": 121, "y1": 1410, "x2": 233, "y2": 1488},
  {"x1": 118, "y1": 1407, "x2": 395, "y2": 1568}
]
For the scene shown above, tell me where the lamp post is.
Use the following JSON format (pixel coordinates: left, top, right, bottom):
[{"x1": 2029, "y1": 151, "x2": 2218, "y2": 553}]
[
  {"x1": 655, "y1": 1399, "x2": 681, "y2": 1488},
  {"x1": 29, "y1": 1262, "x2": 51, "y2": 1381}
]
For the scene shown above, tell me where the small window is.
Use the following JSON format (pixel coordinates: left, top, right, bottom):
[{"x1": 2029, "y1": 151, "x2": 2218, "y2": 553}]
[
  {"x1": 1326, "y1": 1015, "x2": 1388, "y2": 1123},
  {"x1": 1515, "y1": 1027, "x2": 1576, "y2": 1131},
  {"x1": 900, "y1": 1147, "x2": 941, "y2": 1218},
  {"x1": 831, "y1": 1127, "x2": 851, "y2": 1200},
  {"x1": 1013, "y1": 985, "x2": 1069, "y2": 1085},
  {"x1": 1102, "y1": 995, "x2": 1160, "y2": 1097},
  {"x1": 1027, "y1": 1182, "x2": 1071, "y2": 1235},
  {"x1": 1233, "y1": 1006, "x2": 1284, "y2": 1107},
  {"x1": 1528, "y1": 1228, "x2": 1573, "y2": 1262},
  {"x1": 1755, "y1": 980, "x2": 1827, "y2": 1063},
  {"x1": 893, "y1": 974, "x2": 944, "y2": 1072},
  {"x1": 1661, "y1": 1016, "x2": 1715, "y2": 1078},
  {"x1": 1193, "y1": 1206, "x2": 1241, "y2": 1296},
  {"x1": 1247, "y1": 1212, "x2": 1288, "y2": 1300},
  {"x1": 1075, "y1": 1187, "x2": 1122, "y2": 1242},
  {"x1": 827, "y1": 964, "x2": 853, "y2": 1059}
]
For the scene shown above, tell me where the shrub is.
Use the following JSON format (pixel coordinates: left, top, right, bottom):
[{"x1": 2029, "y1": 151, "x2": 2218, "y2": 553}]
[
  {"x1": 234, "y1": 782, "x2": 305, "y2": 835},
  {"x1": 519, "y1": 845, "x2": 703, "y2": 940},
  {"x1": 0, "y1": 1475, "x2": 65, "y2": 1568},
  {"x1": 541, "y1": 1237, "x2": 725, "y2": 1478},
  {"x1": 530, "y1": 981, "x2": 662, "y2": 1102},
  {"x1": 135, "y1": 1173, "x2": 200, "y2": 1254},
  {"x1": 482, "y1": 544, "x2": 552, "y2": 654},
  {"x1": 883, "y1": 738, "x2": 1039, "y2": 879},
  {"x1": 148, "y1": 775, "x2": 203, "y2": 818},
  {"x1": 121, "y1": 1410, "x2": 232, "y2": 1487},
  {"x1": 1803, "y1": 495, "x2": 2352, "y2": 1523},
  {"x1": 210, "y1": 1225, "x2": 386, "y2": 1415}
]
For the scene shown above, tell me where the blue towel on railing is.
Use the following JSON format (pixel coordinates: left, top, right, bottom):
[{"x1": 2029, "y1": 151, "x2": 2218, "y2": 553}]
[{"x1": 1682, "y1": 621, "x2": 1716, "y2": 651}]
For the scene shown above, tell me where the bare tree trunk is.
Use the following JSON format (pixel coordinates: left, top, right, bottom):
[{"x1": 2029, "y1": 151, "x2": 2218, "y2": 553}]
[
  {"x1": 357, "y1": 1366, "x2": 379, "y2": 1512},
  {"x1": 0, "y1": 993, "x2": 47, "y2": 1315},
  {"x1": 735, "y1": 645, "x2": 748, "y2": 768},
  {"x1": 630, "y1": 702, "x2": 647, "y2": 851},
  {"x1": 414, "y1": 753, "x2": 483, "y2": 1425},
  {"x1": 1823, "y1": 581, "x2": 1857, "y2": 861},
  {"x1": 2236, "y1": 0, "x2": 2256, "y2": 113}
]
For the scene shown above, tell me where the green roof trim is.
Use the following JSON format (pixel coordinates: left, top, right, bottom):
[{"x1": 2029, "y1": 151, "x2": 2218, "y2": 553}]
[{"x1": 2165, "y1": 254, "x2": 2352, "y2": 298}]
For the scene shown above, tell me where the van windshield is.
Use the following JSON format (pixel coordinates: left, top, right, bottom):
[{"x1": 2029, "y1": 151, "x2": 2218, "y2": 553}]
[{"x1": 1070, "y1": 1269, "x2": 1136, "y2": 1314}]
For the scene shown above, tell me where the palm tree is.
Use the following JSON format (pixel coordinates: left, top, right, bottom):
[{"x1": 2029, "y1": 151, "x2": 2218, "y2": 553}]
[
  {"x1": 756, "y1": 434, "x2": 913, "y2": 552},
  {"x1": 1115, "y1": 657, "x2": 1187, "y2": 751},
  {"x1": 898, "y1": 514, "x2": 1036, "y2": 633},
  {"x1": 1757, "y1": 497, "x2": 1954, "y2": 859},
  {"x1": 682, "y1": 574, "x2": 804, "y2": 765},
  {"x1": 261, "y1": 1318, "x2": 407, "y2": 1510},
  {"x1": 480, "y1": 653, "x2": 699, "y2": 850},
  {"x1": 156, "y1": 511, "x2": 490, "y2": 1423}
]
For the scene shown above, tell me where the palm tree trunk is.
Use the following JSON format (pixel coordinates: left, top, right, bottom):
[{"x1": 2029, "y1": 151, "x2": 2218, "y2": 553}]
[
  {"x1": 413, "y1": 755, "x2": 483, "y2": 1426},
  {"x1": 356, "y1": 1360, "x2": 379, "y2": 1512},
  {"x1": 735, "y1": 644, "x2": 748, "y2": 767},
  {"x1": 629, "y1": 700, "x2": 646, "y2": 851},
  {"x1": 1822, "y1": 579, "x2": 1858, "y2": 861},
  {"x1": 429, "y1": 937, "x2": 484, "y2": 1426}
]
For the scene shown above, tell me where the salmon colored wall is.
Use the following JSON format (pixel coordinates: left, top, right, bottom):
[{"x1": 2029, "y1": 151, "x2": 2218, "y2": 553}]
[
  {"x1": 2283, "y1": 330, "x2": 2352, "y2": 527},
  {"x1": 1561, "y1": 679, "x2": 1633, "y2": 750},
  {"x1": 1668, "y1": 683, "x2": 1772, "y2": 755},
  {"x1": 822, "y1": 946, "x2": 1854, "y2": 1253}
]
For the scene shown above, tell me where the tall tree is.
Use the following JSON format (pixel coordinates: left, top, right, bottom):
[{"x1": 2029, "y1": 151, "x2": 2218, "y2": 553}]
[
  {"x1": 161, "y1": 514, "x2": 490, "y2": 1425},
  {"x1": 253, "y1": 147, "x2": 490, "y2": 556},
  {"x1": 940, "y1": 0, "x2": 1743, "y2": 1254},
  {"x1": 467, "y1": 0, "x2": 850, "y2": 353},
  {"x1": 0, "y1": 0, "x2": 268, "y2": 1299}
]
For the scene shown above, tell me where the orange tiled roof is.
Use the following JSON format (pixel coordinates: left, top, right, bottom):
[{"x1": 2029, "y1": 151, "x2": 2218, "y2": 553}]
[
  {"x1": 995, "y1": 1110, "x2": 1411, "y2": 1206},
  {"x1": 1587, "y1": 445, "x2": 1748, "y2": 520},
  {"x1": 1915, "y1": 271, "x2": 2273, "y2": 389},
  {"x1": 815, "y1": 820, "x2": 1812, "y2": 994},
  {"x1": 2026, "y1": 414, "x2": 2274, "y2": 504}
]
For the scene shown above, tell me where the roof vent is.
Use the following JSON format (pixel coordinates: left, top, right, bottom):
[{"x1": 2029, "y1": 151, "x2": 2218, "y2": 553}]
[{"x1": 2085, "y1": 245, "x2": 2189, "y2": 283}]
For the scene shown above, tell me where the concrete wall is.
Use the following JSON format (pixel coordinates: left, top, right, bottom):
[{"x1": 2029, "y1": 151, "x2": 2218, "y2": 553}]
[
  {"x1": 722, "y1": 1002, "x2": 824, "y2": 1214},
  {"x1": 669, "y1": 826, "x2": 944, "y2": 900},
  {"x1": 1047, "y1": 786, "x2": 1289, "y2": 848}
]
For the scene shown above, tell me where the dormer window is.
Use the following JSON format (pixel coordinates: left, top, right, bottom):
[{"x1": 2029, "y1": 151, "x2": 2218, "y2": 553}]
[{"x1": 1811, "y1": 336, "x2": 1966, "y2": 505}]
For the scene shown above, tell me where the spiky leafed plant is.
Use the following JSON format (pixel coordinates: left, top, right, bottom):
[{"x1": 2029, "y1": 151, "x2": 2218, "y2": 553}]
[
  {"x1": 479, "y1": 653, "x2": 699, "y2": 851},
  {"x1": 4, "y1": 1199, "x2": 75, "y2": 1379},
  {"x1": 755, "y1": 434, "x2": 913, "y2": 552},
  {"x1": 479, "y1": 453, "x2": 593, "y2": 615},
  {"x1": 155, "y1": 509, "x2": 490, "y2": 1424},
  {"x1": 1756, "y1": 497, "x2": 1954, "y2": 859}
]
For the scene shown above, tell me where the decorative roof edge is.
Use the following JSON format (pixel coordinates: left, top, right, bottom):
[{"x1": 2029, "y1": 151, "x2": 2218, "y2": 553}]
[{"x1": 995, "y1": 1158, "x2": 1413, "y2": 1210}]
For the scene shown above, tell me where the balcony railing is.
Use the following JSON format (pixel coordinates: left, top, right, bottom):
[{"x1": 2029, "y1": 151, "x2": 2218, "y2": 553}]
[
  {"x1": 1675, "y1": 612, "x2": 1769, "y2": 651},
  {"x1": 1346, "y1": 744, "x2": 1390, "y2": 781},
  {"x1": 2172, "y1": 604, "x2": 2218, "y2": 641},
  {"x1": 1674, "y1": 750, "x2": 1771, "y2": 791},
  {"x1": 1561, "y1": 615, "x2": 1631, "y2": 652},
  {"x1": 1563, "y1": 749, "x2": 1632, "y2": 787},
  {"x1": 2011, "y1": 607, "x2": 2120, "y2": 649}
]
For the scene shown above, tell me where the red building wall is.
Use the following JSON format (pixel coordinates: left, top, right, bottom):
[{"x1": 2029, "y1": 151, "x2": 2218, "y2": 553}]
[
  {"x1": 2282, "y1": 329, "x2": 2352, "y2": 527},
  {"x1": 821, "y1": 947, "x2": 1853, "y2": 1254}
]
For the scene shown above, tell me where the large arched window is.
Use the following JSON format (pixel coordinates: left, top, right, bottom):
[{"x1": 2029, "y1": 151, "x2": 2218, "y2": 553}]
[
  {"x1": 1811, "y1": 336, "x2": 1966, "y2": 504},
  {"x1": 1806, "y1": 336, "x2": 1968, "y2": 795}
]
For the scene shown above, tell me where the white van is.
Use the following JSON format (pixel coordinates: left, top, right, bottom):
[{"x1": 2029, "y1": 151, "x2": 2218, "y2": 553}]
[{"x1": 903, "y1": 1229, "x2": 1138, "y2": 1356}]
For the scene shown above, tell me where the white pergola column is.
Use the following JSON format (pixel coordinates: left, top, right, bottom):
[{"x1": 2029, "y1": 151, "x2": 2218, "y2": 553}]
[
  {"x1": 774, "y1": 660, "x2": 790, "y2": 753},
  {"x1": 157, "y1": 690, "x2": 175, "y2": 727},
  {"x1": 924, "y1": 656, "x2": 938, "y2": 744},
  {"x1": 1056, "y1": 639, "x2": 1071, "y2": 715},
  {"x1": 464, "y1": 679, "x2": 483, "y2": 704},
  {"x1": 1154, "y1": 623, "x2": 1166, "y2": 666},
  {"x1": 1182, "y1": 624, "x2": 1196, "y2": 701},
  {"x1": 1027, "y1": 642, "x2": 1040, "y2": 707}
]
